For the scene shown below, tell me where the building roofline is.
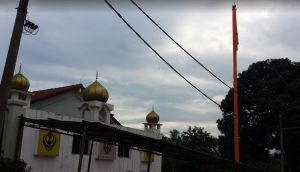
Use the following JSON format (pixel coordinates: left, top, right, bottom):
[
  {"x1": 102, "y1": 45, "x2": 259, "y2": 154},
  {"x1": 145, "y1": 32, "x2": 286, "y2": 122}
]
[
  {"x1": 30, "y1": 83, "x2": 123, "y2": 126},
  {"x1": 110, "y1": 114, "x2": 122, "y2": 126},
  {"x1": 31, "y1": 84, "x2": 84, "y2": 103}
]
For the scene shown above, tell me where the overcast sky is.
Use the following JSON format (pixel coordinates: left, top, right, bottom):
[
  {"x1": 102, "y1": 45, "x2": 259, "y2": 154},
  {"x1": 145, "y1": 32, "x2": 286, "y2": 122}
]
[{"x1": 1, "y1": 0, "x2": 299, "y2": 136}]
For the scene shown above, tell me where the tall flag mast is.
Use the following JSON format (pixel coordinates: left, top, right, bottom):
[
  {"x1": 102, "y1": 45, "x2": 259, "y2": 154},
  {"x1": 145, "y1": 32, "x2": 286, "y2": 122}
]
[{"x1": 232, "y1": 1, "x2": 240, "y2": 162}]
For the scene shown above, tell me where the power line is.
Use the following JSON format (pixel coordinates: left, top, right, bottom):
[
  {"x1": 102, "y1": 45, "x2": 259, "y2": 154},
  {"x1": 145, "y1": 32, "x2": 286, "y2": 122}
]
[
  {"x1": 130, "y1": 0, "x2": 232, "y2": 89},
  {"x1": 104, "y1": 0, "x2": 221, "y2": 107}
]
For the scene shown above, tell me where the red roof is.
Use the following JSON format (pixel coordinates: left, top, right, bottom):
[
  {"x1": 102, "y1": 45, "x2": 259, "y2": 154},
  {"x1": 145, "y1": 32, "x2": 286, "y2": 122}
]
[{"x1": 31, "y1": 84, "x2": 84, "y2": 103}]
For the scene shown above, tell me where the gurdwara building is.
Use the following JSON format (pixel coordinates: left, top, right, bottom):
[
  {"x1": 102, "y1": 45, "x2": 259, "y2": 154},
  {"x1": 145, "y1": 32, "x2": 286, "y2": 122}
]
[{"x1": 1, "y1": 69, "x2": 162, "y2": 172}]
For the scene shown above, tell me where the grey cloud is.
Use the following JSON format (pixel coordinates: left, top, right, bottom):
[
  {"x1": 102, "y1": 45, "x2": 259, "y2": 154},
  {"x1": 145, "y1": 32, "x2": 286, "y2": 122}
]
[
  {"x1": 263, "y1": 12, "x2": 300, "y2": 50},
  {"x1": 1, "y1": 2, "x2": 300, "y2": 136},
  {"x1": 3, "y1": 0, "x2": 300, "y2": 11}
]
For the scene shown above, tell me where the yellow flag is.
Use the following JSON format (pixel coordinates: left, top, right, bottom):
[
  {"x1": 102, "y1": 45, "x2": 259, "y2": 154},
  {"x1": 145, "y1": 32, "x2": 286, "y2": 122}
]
[
  {"x1": 143, "y1": 152, "x2": 154, "y2": 162},
  {"x1": 37, "y1": 130, "x2": 60, "y2": 156}
]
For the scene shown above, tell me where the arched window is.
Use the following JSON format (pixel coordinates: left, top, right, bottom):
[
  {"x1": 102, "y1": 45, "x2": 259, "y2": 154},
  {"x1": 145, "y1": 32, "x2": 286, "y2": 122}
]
[{"x1": 98, "y1": 107, "x2": 106, "y2": 122}]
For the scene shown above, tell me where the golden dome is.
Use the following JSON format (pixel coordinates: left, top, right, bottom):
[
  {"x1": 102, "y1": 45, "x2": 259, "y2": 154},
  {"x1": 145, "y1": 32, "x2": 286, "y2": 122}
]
[
  {"x1": 11, "y1": 67, "x2": 30, "y2": 91},
  {"x1": 83, "y1": 80, "x2": 109, "y2": 102},
  {"x1": 146, "y1": 107, "x2": 159, "y2": 123}
]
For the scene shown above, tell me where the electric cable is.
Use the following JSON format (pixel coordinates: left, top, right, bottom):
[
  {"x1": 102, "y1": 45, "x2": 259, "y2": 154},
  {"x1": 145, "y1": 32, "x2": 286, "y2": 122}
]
[
  {"x1": 104, "y1": 0, "x2": 221, "y2": 107},
  {"x1": 130, "y1": 0, "x2": 231, "y2": 89}
]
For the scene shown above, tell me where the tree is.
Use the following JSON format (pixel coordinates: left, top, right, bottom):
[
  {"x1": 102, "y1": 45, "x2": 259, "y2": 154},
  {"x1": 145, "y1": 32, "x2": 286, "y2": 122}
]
[
  {"x1": 217, "y1": 58, "x2": 300, "y2": 171},
  {"x1": 162, "y1": 126, "x2": 219, "y2": 172},
  {"x1": 0, "y1": 156, "x2": 31, "y2": 172},
  {"x1": 171, "y1": 126, "x2": 219, "y2": 155}
]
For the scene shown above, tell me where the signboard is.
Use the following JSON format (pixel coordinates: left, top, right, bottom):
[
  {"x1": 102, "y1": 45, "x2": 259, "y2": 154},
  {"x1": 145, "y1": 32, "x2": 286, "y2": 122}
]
[
  {"x1": 98, "y1": 143, "x2": 116, "y2": 160},
  {"x1": 142, "y1": 152, "x2": 154, "y2": 162},
  {"x1": 37, "y1": 130, "x2": 60, "y2": 156}
]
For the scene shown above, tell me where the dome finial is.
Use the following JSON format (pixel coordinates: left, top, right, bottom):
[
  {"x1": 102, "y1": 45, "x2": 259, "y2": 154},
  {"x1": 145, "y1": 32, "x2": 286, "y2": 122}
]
[
  {"x1": 146, "y1": 105, "x2": 159, "y2": 123},
  {"x1": 11, "y1": 64, "x2": 30, "y2": 91},
  {"x1": 83, "y1": 73, "x2": 109, "y2": 102},
  {"x1": 19, "y1": 64, "x2": 22, "y2": 73}
]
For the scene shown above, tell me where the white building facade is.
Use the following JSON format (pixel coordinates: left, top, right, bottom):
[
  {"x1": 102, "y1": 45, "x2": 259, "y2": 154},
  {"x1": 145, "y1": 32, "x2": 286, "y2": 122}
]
[{"x1": 2, "y1": 70, "x2": 162, "y2": 172}]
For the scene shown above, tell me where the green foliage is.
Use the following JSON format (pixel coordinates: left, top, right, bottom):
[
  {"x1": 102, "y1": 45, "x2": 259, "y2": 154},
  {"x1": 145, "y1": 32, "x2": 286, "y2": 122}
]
[
  {"x1": 217, "y1": 58, "x2": 300, "y2": 171},
  {"x1": 169, "y1": 126, "x2": 219, "y2": 155},
  {"x1": 162, "y1": 126, "x2": 219, "y2": 172},
  {"x1": 0, "y1": 156, "x2": 31, "y2": 172}
]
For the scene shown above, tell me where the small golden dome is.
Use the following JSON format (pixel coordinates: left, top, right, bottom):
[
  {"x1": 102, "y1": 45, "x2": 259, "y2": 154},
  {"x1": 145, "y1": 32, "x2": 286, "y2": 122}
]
[
  {"x1": 11, "y1": 66, "x2": 30, "y2": 91},
  {"x1": 83, "y1": 80, "x2": 109, "y2": 102},
  {"x1": 146, "y1": 107, "x2": 159, "y2": 123}
]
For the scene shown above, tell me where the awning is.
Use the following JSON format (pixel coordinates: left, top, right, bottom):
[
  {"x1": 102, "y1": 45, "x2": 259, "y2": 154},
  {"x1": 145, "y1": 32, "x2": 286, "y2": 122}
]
[{"x1": 20, "y1": 116, "x2": 269, "y2": 172}]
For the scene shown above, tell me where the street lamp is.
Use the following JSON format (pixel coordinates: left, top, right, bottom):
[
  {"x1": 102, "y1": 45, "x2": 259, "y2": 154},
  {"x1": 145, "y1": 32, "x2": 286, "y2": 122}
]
[{"x1": 23, "y1": 19, "x2": 39, "y2": 35}]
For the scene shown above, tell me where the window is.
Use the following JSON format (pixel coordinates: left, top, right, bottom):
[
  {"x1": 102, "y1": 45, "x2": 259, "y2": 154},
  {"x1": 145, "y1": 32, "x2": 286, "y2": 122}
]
[
  {"x1": 72, "y1": 135, "x2": 89, "y2": 154},
  {"x1": 82, "y1": 107, "x2": 91, "y2": 119},
  {"x1": 118, "y1": 143, "x2": 130, "y2": 158},
  {"x1": 98, "y1": 108, "x2": 106, "y2": 122},
  {"x1": 18, "y1": 94, "x2": 27, "y2": 100}
]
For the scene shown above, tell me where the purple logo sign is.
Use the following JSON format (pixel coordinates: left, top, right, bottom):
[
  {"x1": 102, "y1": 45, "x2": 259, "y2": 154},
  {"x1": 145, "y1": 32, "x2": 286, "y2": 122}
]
[{"x1": 103, "y1": 144, "x2": 112, "y2": 154}]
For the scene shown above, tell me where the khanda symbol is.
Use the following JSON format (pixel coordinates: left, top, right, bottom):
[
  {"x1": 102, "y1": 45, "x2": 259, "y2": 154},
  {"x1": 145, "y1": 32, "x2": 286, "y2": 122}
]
[
  {"x1": 103, "y1": 143, "x2": 112, "y2": 154},
  {"x1": 43, "y1": 131, "x2": 56, "y2": 152}
]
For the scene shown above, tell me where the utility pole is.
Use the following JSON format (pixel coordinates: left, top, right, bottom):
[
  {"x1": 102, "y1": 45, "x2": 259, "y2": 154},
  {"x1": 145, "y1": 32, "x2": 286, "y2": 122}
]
[
  {"x1": 0, "y1": 0, "x2": 29, "y2": 151},
  {"x1": 279, "y1": 112, "x2": 284, "y2": 172}
]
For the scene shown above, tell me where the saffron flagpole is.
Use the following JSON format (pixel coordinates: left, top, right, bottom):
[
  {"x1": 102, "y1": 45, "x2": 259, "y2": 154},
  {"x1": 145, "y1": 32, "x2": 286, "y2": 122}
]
[{"x1": 232, "y1": 4, "x2": 240, "y2": 162}]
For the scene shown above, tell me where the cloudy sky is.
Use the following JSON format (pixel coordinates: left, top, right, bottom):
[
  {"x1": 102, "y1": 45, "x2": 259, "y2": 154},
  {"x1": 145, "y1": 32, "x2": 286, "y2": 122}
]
[{"x1": 1, "y1": 0, "x2": 299, "y2": 136}]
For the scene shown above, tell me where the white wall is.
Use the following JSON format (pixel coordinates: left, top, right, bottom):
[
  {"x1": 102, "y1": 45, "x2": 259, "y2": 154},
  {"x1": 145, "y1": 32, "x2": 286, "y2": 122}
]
[
  {"x1": 2, "y1": 106, "x2": 26, "y2": 158},
  {"x1": 20, "y1": 109, "x2": 162, "y2": 172},
  {"x1": 31, "y1": 91, "x2": 83, "y2": 118}
]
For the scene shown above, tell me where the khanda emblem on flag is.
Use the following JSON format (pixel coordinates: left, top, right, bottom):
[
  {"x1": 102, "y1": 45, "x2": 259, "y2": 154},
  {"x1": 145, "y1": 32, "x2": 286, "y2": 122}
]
[
  {"x1": 103, "y1": 143, "x2": 112, "y2": 154},
  {"x1": 42, "y1": 131, "x2": 57, "y2": 152}
]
